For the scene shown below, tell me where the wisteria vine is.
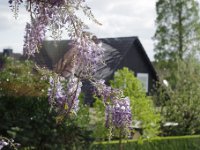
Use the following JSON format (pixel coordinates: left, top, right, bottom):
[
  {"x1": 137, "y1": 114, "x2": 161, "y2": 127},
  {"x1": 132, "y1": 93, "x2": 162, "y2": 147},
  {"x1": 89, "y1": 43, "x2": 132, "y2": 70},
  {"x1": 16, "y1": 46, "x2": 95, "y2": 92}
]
[
  {"x1": 93, "y1": 80, "x2": 132, "y2": 129},
  {"x1": 9, "y1": 0, "x2": 132, "y2": 131}
]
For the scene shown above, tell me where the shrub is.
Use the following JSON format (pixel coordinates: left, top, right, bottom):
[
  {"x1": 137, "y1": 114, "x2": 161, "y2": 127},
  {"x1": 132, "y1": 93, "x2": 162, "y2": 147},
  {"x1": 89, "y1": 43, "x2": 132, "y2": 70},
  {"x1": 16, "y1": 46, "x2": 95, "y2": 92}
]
[
  {"x1": 0, "y1": 58, "x2": 92, "y2": 149},
  {"x1": 90, "y1": 68, "x2": 161, "y2": 142},
  {"x1": 153, "y1": 56, "x2": 200, "y2": 136},
  {"x1": 0, "y1": 96, "x2": 92, "y2": 150},
  {"x1": 110, "y1": 67, "x2": 161, "y2": 138},
  {"x1": 91, "y1": 135, "x2": 200, "y2": 150}
]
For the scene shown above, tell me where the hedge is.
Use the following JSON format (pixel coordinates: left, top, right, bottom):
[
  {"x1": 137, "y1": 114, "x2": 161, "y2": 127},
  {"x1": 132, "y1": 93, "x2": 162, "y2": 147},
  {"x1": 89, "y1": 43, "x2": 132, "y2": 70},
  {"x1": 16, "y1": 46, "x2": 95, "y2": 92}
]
[
  {"x1": 0, "y1": 96, "x2": 92, "y2": 150},
  {"x1": 91, "y1": 135, "x2": 200, "y2": 150}
]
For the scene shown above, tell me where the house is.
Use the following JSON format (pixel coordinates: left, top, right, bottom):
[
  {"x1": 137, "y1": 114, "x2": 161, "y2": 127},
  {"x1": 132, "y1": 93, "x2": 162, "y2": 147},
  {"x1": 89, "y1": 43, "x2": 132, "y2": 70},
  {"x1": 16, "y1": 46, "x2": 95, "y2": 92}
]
[
  {"x1": 0, "y1": 49, "x2": 23, "y2": 69},
  {"x1": 0, "y1": 49, "x2": 22, "y2": 59},
  {"x1": 33, "y1": 36, "x2": 158, "y2": 96}
]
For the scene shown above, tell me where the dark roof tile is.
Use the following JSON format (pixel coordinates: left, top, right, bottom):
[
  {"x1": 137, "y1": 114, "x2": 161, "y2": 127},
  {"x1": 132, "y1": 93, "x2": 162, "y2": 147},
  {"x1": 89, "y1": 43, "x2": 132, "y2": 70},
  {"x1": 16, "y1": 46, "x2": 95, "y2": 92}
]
[{"x1": 33, "y1": 36, "x2": 157, "y2": 81}]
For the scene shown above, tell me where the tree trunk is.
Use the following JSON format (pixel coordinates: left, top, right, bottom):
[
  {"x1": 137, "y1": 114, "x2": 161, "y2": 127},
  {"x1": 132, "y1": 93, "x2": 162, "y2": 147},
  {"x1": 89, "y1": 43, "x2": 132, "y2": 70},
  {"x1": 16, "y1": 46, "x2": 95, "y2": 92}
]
[{"x1": 178, "y1": 4, "x2": 183, "y2": 60}]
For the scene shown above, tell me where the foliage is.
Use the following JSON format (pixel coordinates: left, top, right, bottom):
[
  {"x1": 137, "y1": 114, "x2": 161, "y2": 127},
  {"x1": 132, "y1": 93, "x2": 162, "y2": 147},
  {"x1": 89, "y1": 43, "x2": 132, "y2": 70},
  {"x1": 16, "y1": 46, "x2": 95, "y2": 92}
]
[
  {"x1": 153, "y1": 60, "x2": 178, "y2": 89},
  {"x1": 90, "y1": 68, "x2": 160, "y2": 140},
  {"x1": 92, "y1": 80, "x2": 132, "y2": 135},
  {"x1": 156, "y1": 56, "x2": 200, "y2": 136},
  {"x1": 154, "y1": 0, "x2": 200, "y2": 62},
  {"x1": 0, "y1": 58, "x2": 92, "y2": 149},
  {"x1": 91, "y1": 135, "x2": 200, "y2": 150},
  {"x1": 91, "y1": 94, "x2": 132, "y2": 142},
  {"x1": 153, "y1": 0, "x2": 200, "y2": 86},
  {"x1": 90, "y1": 96, "x2": 110, "y2": 141},
  {"x1": 153, "y1": 0, "x2": 200, "y2": 136},
  {"x1": 110, "y1": 67, "x2": 161, "y2": 138},
  {"x1": 0, "y1": 96, "x2": 92, "y2": 150},
  {"x1": 0, "y1": 57, "x2": 48, "y2": 97}
]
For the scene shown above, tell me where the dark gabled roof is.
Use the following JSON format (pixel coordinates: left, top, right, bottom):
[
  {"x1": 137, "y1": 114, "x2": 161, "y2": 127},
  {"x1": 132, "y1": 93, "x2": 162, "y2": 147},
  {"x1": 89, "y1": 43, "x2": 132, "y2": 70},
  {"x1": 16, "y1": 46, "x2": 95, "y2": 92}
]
[
  {"x1": 133, "y1": 37, "x2": 158, "y2": 80},
  {"x1": 94, "y1": 37, "x2": 138, "y2": 80},
  {"x1": 34, "y1": 36, "x2": 157, "y2": 81},
  {"x1": 95, "y1": 37, "x2": 158, "y2": 81}
]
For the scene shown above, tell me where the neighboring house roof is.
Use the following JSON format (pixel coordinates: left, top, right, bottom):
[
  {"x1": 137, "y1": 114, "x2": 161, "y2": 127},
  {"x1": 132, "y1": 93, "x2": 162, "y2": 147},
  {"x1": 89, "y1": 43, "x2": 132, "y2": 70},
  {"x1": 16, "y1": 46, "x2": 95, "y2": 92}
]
[
  {"x1": 0, "y1": 50, "x2": 23, "y2": 70},
  {"x1": 34, "y1": 36, "x2": 158, "y2": 82},
  {"x1": 96, "y1": 37, "x2": 158, "y2": 81}
]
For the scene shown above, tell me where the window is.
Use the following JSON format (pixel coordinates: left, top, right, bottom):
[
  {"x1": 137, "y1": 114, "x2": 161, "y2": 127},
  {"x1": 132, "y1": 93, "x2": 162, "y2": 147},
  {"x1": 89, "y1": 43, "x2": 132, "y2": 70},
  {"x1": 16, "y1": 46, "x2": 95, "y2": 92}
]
[{"x1": 137, "y1": 73, "x2": 149, "y2": 93}]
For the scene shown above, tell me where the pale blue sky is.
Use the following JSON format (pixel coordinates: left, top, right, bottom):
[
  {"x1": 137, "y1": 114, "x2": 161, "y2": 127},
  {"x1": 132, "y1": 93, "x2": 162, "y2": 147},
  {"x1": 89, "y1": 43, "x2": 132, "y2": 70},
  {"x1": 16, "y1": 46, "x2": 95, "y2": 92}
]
[{"x1": 0, "y1": 0, "x2": 157, "y2": 60}]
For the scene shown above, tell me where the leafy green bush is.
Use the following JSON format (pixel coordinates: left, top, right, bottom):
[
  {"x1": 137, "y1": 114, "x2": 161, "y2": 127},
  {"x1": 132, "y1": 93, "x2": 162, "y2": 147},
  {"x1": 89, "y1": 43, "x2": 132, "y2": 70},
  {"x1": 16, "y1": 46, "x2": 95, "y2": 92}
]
[
  {"x1": 154, "y1": 56, "x2": 200, "y2": 136},
  {"x1": 0, "y1": 96, "x2": 92, "y2": 150},
  {"x1": 0, "y1": 57, "x2": 92, "y2": 149},
  {"x1": 0, "y1": 57, "x2": 48, "y2": 97},
  {"x1": 91, "y1": 135, "x2": 200, "y2": 150},
  {"x1": 110, "y1": 67, "x2": 161, "y2": 138},
  {"x1": 90, "y1": 97, "x2": 110, "y2": 141},
  {"x1": 90, "y1": 68, "x2": 161, "y2": 142}
]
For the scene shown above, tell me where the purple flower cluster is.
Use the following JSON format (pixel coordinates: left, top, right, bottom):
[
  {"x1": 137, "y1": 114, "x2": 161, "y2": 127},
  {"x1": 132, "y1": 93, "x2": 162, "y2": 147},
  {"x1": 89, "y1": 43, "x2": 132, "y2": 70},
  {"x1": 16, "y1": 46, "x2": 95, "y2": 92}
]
[
  {"x1": 0, "y1": 140, "x2": 8, "y2": 150},
  {"x1": 12, "y1": 0, "x2": 65, "y2": 6},
  {"x1": 12, "y1": 0, "x2": 105, "y2": 78},
  {"x1": 93, "y1": 80, "x2": 132, "y2": 129},
  {"x1": 111, "y1": 97, "x2": 132, "y2": 128},
  {"x1": 9, "y1": 0, "x2": 100, "y2": 57},
  {"x1": 48, "y1": 76, "x2": 82, "y2": 115},
  {"x1": 23, "y1": 16, "x2": 47, "y2": 56},
  {"x1": 48, "y1": 76, "x2": 66, "y2": 106},
  {"x1": 65, "y1": 76, "x2": 82, "y2": 114},
  {"x1": 93, "y1": 80, "x2": 113, "y2": 103},
  {"x1": 75, "y1": 37, "x2": 104, "y2": 78}
]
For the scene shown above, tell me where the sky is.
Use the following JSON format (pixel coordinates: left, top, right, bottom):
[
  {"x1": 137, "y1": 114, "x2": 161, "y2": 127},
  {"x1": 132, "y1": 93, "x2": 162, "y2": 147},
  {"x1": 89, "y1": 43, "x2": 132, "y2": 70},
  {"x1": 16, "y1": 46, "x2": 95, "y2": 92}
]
[{"x1": 0, "y1": 0, "x2": 157, "y2": 60}]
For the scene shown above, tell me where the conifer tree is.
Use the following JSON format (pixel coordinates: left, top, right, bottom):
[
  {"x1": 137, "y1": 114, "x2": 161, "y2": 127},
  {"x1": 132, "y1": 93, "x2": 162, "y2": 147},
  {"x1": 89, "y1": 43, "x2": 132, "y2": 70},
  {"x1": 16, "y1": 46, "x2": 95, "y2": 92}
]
[{"x1": 154, "y1": 0, "x2": 200, "y2": 62}]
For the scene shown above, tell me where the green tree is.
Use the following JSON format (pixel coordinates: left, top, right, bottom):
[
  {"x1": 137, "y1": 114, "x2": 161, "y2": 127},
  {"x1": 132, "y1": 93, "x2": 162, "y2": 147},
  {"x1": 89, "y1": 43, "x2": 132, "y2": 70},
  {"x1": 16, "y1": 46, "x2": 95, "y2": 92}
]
[
  {"x1": 110, "y1": 67, "x2": 161, "y2": 138},
  {"x1": 154, "y1": 0, "x2": 200, "y2": 62},
  {"x1": 159, "y1": 56, "x2": 200, "y2": 135},
  {"x1": 91, "y1": 68, "x2": 161, "y2": 141},
  {"x1": 153, "y1": 0, "x2": 200, "y2": 88},
  {"x1": 153, "y1": 1, "x2": 200, "y2": 135}
]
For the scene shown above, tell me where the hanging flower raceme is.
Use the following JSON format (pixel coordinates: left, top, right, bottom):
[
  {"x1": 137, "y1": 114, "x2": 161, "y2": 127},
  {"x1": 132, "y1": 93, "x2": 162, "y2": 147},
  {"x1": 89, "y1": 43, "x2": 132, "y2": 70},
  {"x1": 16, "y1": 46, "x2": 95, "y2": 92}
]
[
  {"x1": 93, "y1": 80, "x2": 132, "y2": 129},
  {"x1": 23, "y1": 16, "x2": 47, "y2": 56},
  {"x1": 111, "y1": 97, "x2": 132, "y2": 128},
  {"x1": 48, "y1": 75, "x2": 82, "y2": 116},
  {"x1": 11, "y1": 0, "x2": 105, "y2": 83},
  {"x1": 65, "y1": 75, "x2": 82, "y2": 114},
  {"x1": 74, "y1": 36, "x2": 104, "y2": 78},
  {"x1": 9, "y1": 0, "x2": 101, "y2": 57}
]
